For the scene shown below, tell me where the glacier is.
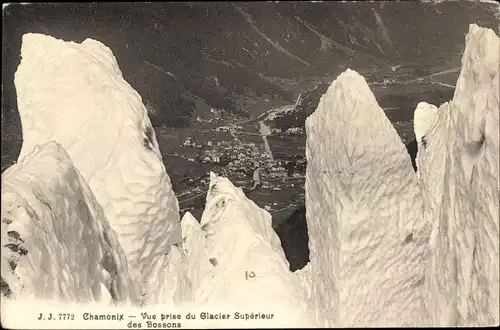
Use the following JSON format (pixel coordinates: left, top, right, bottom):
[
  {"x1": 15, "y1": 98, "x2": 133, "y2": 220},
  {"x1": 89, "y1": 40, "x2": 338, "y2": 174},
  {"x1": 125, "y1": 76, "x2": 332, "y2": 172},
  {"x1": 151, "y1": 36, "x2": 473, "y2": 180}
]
[
  {"x1": 1, "y1": 23, "x2": 499, "y2": 328},
  {"x1": 1, "y1": 142, "x2": 138, "y2": 304},
  {"x1": 300, "y1": 23, "x2": 498, "y2": 327},
  {"x1": 303, "y1": 69, "x2": 430, "y2": 327},
  {"x1": 175, "y1": 173, "x2": 315, "y2": 326},
  {"x1": 416, "y1": 24, "x2": 499, "y2": 327},
  {"x1": 13, "y1": 33, "x2": 182, "y2": 303}
]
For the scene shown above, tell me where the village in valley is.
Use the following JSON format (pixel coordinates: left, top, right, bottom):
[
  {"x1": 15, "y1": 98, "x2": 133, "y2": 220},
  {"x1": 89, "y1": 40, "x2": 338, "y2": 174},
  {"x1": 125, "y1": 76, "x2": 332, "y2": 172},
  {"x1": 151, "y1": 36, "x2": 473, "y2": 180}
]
[{"x1": 155, "y1": 106, "x2": 307, "y2": 226}]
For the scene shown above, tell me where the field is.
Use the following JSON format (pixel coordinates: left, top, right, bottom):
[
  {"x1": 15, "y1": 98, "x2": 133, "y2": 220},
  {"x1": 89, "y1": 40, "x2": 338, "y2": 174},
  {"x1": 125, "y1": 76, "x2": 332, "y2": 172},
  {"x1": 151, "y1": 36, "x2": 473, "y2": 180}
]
[
  {"x1": 235, "y1": 132, "x2": 263, "y2": 146},
  {"x1": 267, "y1": 135, "x2": 306, "y2": 157},
  {"x1": 247, "y1": 178, "x2": 305, "y2": 227}
]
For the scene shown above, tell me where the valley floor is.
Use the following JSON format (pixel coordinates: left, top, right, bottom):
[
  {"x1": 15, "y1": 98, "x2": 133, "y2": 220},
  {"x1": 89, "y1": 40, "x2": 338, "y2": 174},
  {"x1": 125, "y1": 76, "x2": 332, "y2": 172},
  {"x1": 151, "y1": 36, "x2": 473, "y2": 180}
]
[{"x1": 0, "y1": 67, "x2": 457, "y2": 227}]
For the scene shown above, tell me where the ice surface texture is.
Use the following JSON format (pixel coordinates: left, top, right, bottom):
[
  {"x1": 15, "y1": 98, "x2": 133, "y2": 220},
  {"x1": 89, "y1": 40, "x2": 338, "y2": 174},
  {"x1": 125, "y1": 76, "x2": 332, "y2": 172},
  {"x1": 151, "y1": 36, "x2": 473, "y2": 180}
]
[
  {"x1": 417, "y1": 24, "x2": 499, "y2": 327},
  {"x1": 13, "y1": 34, "x2": 182, "y2": 302},
  {"x1": 177, "y1": 172, "x2": 314, "y2": 326},
  {"x1": 300, "y1": 23, "x2": 499, "y2": 327},
  {"x1": 1, "y1": 142, "x2": 137, "y2": 304},
  {"x1": 303, "y1": 69, "x2": 430, "y2": 327}
]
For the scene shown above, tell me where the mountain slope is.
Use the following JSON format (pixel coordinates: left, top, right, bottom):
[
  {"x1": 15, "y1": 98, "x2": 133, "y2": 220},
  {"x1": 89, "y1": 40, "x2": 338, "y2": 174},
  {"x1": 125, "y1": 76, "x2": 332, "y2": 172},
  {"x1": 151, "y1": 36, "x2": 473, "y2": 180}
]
[{"x1": 2, "y1": 2, "x2": 498, "y2": 129}]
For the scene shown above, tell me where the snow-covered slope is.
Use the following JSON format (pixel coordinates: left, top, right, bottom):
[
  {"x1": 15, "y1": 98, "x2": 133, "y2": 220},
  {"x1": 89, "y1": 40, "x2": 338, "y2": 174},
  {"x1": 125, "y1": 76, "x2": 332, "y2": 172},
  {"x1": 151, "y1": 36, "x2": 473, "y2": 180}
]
[
  {"x1": 13, "y1": 33, "x2": 182, "y2": 298},
  {"x1": 1, "y1": 142, "x2": 137, "y2": 304},
  {"x1": 179, "y1": 172, "x2": 314, "y2": 326},
  {"x1": 416, "y1": 24, "x2": 499, "y2": 327},
  {"x1": 303, "y1": 69, "x2": 430, "y2": 327}
]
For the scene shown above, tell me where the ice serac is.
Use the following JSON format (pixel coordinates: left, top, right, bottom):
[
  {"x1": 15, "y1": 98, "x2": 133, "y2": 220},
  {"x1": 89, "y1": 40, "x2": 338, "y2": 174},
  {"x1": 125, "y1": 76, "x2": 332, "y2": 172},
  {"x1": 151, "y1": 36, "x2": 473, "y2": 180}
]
[
  {"x1": 141, "y1": 216, "x2": 198, "y2": 306},
  {"x1": 414, "y1": 102, "x2": 439, "y2": 143},
  {"x1": 417, "y1": 24, "x2": 499, "y2": 327},
  {"x1": 180, "y1": 211, "x2": 208, "y2": 297},
  {"x1": 304, "y1": 69, "x2": 430, "y2": 327},
  {"x1": 182, "y1": 172, "x2": 314, "y2": 326},
  {"x1": 1, "y1": 142, "x2": 137, "y2": 304},
  {"x1": 14, "y1": 33, "x2": 182, "y2": 297}
]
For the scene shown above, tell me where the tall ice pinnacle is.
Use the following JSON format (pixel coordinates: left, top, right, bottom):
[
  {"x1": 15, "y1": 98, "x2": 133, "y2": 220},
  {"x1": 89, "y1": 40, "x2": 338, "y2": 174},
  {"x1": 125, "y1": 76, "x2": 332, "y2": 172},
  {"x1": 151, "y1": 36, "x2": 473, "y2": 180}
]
[
  {"x1": 1, "y1": 142, "x2": 138, "y2": 303},
  {"x1": 416, "y1": 24, "x2": 499, "y2": 327},
  {"x1": 14, "y1": 34, "x2": 182, "y2": 299},
  {"x1": 304, "y1": 69, "x2": 429, "y2": 327}
]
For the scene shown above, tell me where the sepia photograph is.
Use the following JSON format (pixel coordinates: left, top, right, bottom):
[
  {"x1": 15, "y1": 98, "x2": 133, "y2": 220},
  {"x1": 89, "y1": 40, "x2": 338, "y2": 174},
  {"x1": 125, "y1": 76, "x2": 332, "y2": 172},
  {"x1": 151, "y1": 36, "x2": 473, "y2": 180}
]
[{"x1": 1, "y1": 1, "x2": 499, "y2": 328}]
